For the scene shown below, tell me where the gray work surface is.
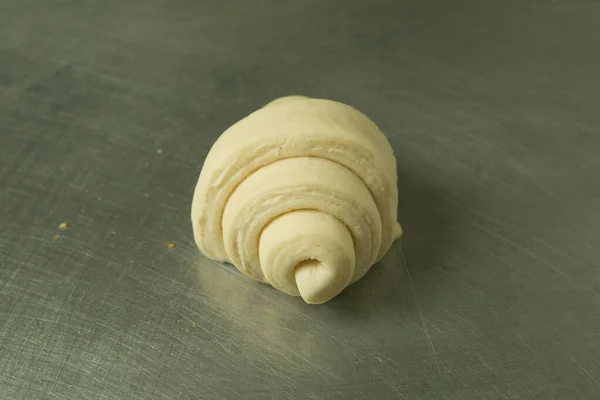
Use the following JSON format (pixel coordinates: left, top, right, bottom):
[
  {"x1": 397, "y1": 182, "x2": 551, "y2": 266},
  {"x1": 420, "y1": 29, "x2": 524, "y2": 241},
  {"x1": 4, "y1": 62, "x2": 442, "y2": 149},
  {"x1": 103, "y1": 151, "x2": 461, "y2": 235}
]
[{"x1": 1, "y1": 1, "x2": 599, "y2": 399}]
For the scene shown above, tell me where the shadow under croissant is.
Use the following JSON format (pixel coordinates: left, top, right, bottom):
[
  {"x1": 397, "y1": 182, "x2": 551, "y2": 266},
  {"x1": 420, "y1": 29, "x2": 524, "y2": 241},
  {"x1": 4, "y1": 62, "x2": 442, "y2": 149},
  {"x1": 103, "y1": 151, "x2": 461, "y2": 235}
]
[{"x1": 328, "y1": 165, "x2": 460, "y2": 315}]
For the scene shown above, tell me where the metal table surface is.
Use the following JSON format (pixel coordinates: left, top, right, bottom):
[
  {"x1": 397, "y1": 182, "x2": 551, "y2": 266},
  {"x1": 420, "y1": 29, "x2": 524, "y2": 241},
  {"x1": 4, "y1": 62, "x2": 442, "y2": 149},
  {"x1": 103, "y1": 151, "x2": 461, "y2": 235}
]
[{"x1": 1, "y1": 1, "x2": 599, "y2": 399}]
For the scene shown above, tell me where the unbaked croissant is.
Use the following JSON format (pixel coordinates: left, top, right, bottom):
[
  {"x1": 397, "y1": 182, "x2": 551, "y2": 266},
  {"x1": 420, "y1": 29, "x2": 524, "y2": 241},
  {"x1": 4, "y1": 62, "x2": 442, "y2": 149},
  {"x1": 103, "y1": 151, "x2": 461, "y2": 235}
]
[{"x1": 191, "y1": 96, "x2": 402, "y2": 304}]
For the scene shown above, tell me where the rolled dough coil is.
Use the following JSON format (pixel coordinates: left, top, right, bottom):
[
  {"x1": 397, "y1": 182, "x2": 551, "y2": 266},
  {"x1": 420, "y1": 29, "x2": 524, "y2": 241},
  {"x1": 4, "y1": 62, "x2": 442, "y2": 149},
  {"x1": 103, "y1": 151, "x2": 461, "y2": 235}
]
[{"x1": 191, "y1": 96, "x2": 402, "y2": 304}]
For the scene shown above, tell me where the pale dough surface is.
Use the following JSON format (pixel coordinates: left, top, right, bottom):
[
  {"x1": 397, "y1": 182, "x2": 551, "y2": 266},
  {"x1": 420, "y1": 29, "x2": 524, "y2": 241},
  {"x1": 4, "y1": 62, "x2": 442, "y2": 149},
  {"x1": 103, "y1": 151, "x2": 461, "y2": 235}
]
[{"x1": 191, "y1": 96, "x2": 401, "y2": 304}]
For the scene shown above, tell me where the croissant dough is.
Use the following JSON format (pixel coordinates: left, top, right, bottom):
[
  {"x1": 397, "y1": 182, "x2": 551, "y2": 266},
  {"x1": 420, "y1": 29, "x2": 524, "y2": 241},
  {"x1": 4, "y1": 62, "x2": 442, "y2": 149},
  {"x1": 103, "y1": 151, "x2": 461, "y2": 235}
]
[{"x1": 191, "y1": 96, "x2": 402, "y2": 304}]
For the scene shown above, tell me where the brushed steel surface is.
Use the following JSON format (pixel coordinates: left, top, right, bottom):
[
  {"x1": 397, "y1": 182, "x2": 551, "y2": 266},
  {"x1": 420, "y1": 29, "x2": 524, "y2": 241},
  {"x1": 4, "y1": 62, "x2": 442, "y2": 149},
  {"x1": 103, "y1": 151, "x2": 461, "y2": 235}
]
[{"x1": 1, "y1": 1, "x2": 600, "y2": 399}]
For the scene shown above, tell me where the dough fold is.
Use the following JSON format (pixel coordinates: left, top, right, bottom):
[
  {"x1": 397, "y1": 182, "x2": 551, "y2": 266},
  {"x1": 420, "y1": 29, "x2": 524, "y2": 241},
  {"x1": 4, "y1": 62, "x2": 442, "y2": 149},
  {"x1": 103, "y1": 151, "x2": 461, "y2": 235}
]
[{"x1": 191, "y1": 96, "x2": 402, "y2": 304}]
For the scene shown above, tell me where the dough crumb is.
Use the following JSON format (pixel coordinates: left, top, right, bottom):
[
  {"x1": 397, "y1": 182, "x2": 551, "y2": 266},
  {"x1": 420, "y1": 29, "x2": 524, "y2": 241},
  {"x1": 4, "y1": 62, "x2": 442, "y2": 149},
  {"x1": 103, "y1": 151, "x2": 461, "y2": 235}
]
[
  {"x1": 58, "y1": 222, "x2": 69, "y2": 230},
  {"x1": 167, "y1": 242, "x2": 176, "y2": 249}
]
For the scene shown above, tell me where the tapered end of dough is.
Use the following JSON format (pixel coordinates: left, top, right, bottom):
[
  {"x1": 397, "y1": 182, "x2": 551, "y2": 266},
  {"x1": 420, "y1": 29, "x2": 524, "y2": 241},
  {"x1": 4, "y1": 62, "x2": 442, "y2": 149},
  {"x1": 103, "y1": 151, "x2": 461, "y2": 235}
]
[
  {"x1": 258, "y1": 209, "x2": 356, "y2": 304},
  {"x1": 393, "y1": 221, "x2": 403, "y2": 240},
  {"x1": 294, "y1": 260, "x2": 346, "y2": 304}
]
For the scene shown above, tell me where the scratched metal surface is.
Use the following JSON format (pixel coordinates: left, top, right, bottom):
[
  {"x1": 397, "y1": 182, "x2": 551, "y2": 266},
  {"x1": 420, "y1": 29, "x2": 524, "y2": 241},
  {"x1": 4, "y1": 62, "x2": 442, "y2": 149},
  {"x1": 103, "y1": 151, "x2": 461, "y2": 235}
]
[{"x1": 1, "y1": 1, "x2": 600, "y2": 399}]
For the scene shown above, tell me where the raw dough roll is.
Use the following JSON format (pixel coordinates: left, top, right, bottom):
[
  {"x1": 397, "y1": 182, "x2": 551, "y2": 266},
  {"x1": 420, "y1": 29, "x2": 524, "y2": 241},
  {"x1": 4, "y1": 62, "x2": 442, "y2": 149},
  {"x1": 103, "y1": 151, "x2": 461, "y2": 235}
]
[{"x1": 191, "y1": 96, "x2": 402, "y2": 304}]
